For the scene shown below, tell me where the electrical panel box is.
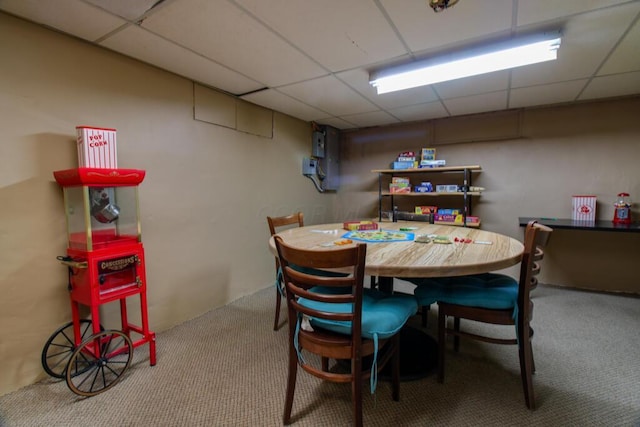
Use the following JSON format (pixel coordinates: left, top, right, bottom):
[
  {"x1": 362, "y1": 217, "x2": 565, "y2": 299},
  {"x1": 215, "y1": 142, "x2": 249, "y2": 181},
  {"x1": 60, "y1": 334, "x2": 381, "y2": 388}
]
[
  {"x1": 312, "y1": 131, "x2": 325, "y2": 158},
  {"x1": 302, "y1": 157, "x2": 317, "y2": 175},
  {"x1": 318, "y1": 125, "x2": 340, "y2": 191}
]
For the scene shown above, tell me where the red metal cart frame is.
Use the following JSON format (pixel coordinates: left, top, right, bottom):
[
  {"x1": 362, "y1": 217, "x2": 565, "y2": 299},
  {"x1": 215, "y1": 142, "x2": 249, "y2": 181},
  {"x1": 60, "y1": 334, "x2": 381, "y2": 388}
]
[{"x1": 42, "y1": 168, "x2": 156, "y2": 396}]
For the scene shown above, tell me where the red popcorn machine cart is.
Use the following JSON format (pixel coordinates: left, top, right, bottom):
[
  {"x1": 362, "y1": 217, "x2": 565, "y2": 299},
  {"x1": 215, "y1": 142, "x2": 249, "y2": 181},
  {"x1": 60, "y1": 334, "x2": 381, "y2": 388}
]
[{"x1": 41, "y1": 167, "x2": 156, "y2": 396}]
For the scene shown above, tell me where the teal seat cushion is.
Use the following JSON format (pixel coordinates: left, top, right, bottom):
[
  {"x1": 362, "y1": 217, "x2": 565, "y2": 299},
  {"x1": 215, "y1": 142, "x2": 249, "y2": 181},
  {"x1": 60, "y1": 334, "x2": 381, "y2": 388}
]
[
  {"x1": 299, "y1": 287, "x2": 418, "y2": 340},
  {"x1": 413, "y1": 274, "x2": 518, "y2": 310}
]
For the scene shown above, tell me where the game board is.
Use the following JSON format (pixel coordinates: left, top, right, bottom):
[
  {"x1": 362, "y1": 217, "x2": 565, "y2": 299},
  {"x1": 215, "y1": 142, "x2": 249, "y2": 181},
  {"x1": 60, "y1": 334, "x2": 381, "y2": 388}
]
[{"x1": 342, "y1": 229, "x2": 414, "y2": 243}]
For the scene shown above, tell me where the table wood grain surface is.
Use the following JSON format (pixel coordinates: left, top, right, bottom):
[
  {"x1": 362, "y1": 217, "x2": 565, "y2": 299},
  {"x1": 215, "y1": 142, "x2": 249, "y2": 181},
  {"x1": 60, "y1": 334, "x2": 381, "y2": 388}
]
[{"x1": 268, "y1": 221, "x2": 524, "y2": 278}]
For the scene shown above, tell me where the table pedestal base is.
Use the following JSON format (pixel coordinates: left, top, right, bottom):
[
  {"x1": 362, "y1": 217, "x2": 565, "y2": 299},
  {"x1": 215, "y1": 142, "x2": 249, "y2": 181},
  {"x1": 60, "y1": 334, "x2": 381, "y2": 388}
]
[
  {"x1": 373, "y1": 276, "x2": 438, "y2": 381},
  {"x1": 380, "y1": 326, "x2": 437, "y2": 381},
  {"x1": 339, "y1": 326, "x2": 437, "y2": 382}
]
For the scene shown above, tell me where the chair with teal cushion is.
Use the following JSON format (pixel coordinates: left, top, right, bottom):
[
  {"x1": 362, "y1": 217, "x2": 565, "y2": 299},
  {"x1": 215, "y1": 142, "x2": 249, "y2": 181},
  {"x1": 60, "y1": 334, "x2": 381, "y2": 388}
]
[
  {"x1": 421, "y1": 221, "x2": 552, "y2": 410},
  {"x1": 274, "y1": 236, "x2": 417, "y2": 427},
  {"x1": 408, "y1": 272, "x2": 525, "y2": 327},
  {"x1": 268, "y1": 213, "x2": 349, "y2": 332},
  {"x1": 267, "y1": 213, "x2": 305, "y2": 330},
  {"x1": 414, "y1": 274, "x2": 519, "y2": 314}
]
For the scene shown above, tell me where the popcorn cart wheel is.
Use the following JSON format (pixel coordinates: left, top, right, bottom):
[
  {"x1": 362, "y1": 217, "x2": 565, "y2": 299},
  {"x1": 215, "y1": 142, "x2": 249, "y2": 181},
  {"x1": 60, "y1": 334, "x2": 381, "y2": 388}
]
[
  {"x1": 65, "y1": 329, "x2": 133, "y2": 396},
  {"x1": 41, "y1": 319, "x2": 104, "y2": 378},
  {"x1": 41, "y1": 322, "x2": 133, "y2": 396}
]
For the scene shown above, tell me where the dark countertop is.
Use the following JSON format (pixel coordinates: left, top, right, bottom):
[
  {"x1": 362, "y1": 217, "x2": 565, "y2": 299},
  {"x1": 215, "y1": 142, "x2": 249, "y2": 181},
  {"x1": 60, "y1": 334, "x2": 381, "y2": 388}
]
[{"x1": 519, "y1": 217, "x2": 640, "y2": 233}]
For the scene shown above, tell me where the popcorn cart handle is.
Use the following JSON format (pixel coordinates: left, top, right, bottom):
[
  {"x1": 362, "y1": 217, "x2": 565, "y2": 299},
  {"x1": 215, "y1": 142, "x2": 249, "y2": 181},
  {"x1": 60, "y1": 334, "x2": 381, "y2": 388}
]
[
  {"x1": 59, "y1": 259, "x2": 88, "y2": 269},
  {"x1": 56, "y1": 255, "x2": 88, "y2": 269}
]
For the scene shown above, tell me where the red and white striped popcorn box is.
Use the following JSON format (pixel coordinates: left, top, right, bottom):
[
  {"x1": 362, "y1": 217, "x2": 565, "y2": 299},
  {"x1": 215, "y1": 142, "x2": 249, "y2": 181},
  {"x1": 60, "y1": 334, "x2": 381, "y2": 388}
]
[
  {"x1": 572, "y1": 195, "x2": 596, "y2": 221},
  {"x1": 76, "y1": 126, "x2": 117, "y2": 168}
]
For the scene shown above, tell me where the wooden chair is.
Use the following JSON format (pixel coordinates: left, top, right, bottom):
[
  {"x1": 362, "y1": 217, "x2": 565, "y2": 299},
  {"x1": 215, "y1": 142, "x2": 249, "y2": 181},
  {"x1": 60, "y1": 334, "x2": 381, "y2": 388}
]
[
  {"x1": 274, "y1": 236, "x2": 417, "y2": 426},
  {"x1": 267, "y1": 213, "x2": 304, "y2": 331},
  {"x1": 415, "y1": 220, "x2": 552, "y2": 409}
]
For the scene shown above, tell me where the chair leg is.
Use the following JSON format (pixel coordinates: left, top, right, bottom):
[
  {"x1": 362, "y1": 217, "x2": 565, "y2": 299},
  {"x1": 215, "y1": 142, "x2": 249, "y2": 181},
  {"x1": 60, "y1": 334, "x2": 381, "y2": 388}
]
[
  {"x1": 273, "y1": 287, "x2": 282, "y2": 331},
  {"x1": 530, "y1": 326, "x2": 536, "y2": 374},
  {"x1": 321, "y1": 357, "x2": 329, "y2": 372},
  {"x1": 437, "y1": 308, "x2": 446, "y2": 383},
  {"x1": 352, "y1": 357, "x2": 363, "y2": 427},
  {"x1": 518, "y1": 324, "x2": 536, "y2": 410},
  {"x1": 391, "y1": 334, "x2": 400, "y2": 401},
  {"x1": 283, "y1": 343, "x2": 298, "y2": 424},
  {"x1": 421, "y1": 305, "x2": 429, "y2": 327},
  {"x1": 531, "y1": 348, "x2": 536, "y2": 375},
  {"x1": 453, "y1": 317, "x2": 461, "y2": 352}
]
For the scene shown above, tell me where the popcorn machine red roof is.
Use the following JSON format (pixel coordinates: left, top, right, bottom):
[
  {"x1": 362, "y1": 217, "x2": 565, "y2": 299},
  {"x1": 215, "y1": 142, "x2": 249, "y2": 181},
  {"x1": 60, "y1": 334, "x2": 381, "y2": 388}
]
[{"x1": 41, "y1": 127, "x2": 156, "y2": 396}]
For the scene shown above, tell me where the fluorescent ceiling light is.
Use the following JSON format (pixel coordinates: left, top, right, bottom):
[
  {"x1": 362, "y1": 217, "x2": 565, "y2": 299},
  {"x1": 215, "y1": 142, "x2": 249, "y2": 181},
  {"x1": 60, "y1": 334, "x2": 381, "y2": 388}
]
[{"x1": 370, "y1": 32, "x2": 561, "y2": 94}]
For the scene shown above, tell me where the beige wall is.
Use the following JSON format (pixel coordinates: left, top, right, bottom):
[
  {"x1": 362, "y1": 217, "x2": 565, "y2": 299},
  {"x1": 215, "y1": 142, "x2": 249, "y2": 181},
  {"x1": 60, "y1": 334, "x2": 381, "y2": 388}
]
[
  {"x1": 338, "y1": 98, "x2": 640, "y2": 294},
  {"x1": 2, "y1": 12, "x2": 639, "y2": 397},
  {"x1": 0, "y1": 14, "x2": 336, "y2": 396}
]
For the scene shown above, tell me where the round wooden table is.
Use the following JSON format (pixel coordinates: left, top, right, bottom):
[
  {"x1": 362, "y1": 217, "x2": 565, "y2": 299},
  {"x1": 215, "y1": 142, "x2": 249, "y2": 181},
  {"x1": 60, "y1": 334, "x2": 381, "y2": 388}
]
[
  {"x1": 268, "y1": 221, "x2": 525, "y2": 381},
  {"x1": 268, "y1": 221, "x2": 524, "y2": 279}
]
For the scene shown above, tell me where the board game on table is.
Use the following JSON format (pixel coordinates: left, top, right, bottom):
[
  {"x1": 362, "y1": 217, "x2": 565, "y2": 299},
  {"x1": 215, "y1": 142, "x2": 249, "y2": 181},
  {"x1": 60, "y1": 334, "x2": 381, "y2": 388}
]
[{"x1": 342, "y1": 229, "x2": 414, "y2": 242}]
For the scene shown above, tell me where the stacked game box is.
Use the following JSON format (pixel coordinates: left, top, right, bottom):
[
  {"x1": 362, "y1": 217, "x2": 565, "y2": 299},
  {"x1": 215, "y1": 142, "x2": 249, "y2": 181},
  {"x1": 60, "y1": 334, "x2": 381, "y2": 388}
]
[
  {"x1": 343, "y1": 220, "x2": 379, "y2": 231},
  {"x1": 419, "y1": 147, "x2": 446, "y2": 168},
  {"x1": 389, "y1": 176, "x2": 411, "y2": 193},
  {"x1": 392, "y1": 151, "x2": 417, "y2": 169}
]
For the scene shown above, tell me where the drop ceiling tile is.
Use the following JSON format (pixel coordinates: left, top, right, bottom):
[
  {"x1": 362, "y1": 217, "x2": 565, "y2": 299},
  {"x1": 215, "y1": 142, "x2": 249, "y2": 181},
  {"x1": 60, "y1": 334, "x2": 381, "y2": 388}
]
[
  {"x1": 443, "y1": 91, "x2": 508, "y2": 116},
  {"x1": 140, "y1": 0, "x2": 327, "y2": 87},
  {"x1": 278, "y1": 75, "x2": 378, "y2": 117},
  {"x1": 0, "y1": 0, "x2": 125, "y2": 41},
  {"x1": 339, "y1": 111, "x2": 400, "y2": 128},
  {"x1": 240, "y1": 89, "x2": 330, "y2": 122},
  {"x1": 315, "y1": 117, "x2": 358, "y2": 130},
  {"x1": 512, "y1": 4, "x2": 639, "y2": 88},
  {"x1": 100, "y1": 25, "x2": 264, "y2": 95},
  {"x1": 579, "y1": 71, "x2": 640, "y2": 100},
  {"x1": 388, "y1": 101, "x2": 449, "y2": 122},
  {"x1": 517, "y1": 0, "x2": 631, "y2": 26},
  {"x1": 434, "y1": 71, "x2": 510, "y2": 100},
  {"x1": 3, "y1": 0, "x2": 640, "y2": 127},
  {"x1": 381, "y1": 0, "x2": 513, "y2": 53},
  {"x1": 84, "y1": 0, "x2": 160, "y2": 21},
  {"x1": 599, "y1": 18, "x2": 640, "y2": 75},
  {"x1": 337, "y1": 68, "x2": 439, "y2": 109},
  {"x1": 233, "y1": 0, "x2": 407, "y2": 72},
  {"x1": 509, "y1": 80, "x2": 587, "y2": 108}
]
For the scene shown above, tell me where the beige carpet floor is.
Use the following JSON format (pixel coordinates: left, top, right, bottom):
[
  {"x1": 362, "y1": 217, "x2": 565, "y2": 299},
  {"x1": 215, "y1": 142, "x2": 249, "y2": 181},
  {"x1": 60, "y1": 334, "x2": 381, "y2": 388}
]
[{"x1": 1, "y1": 284, "x2": 639, "y2": 426}]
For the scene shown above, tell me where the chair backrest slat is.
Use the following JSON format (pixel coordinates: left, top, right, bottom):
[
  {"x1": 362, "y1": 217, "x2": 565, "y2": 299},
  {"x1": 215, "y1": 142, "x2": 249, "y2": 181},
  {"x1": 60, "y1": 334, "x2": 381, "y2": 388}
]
[
  {"x1": 274, "y1": 236, "x2": 366, "y2": 339},
  {"x1": 267, "y1": 212, "x2": 304, "y2": 236},
  {"x1": 267, "y1": 212, "x2": 306, "y2": 331},
  {"x1": 285, "y1": 268, "x2": 354, "y2": 290},
  {"x1": 518, "y1": 221, "x2": 552, "y2": 319},
  {"x1": 532, "y1": 247, "x2": 544, "y2": 262},
  {"x1": 290, "y1": 299, "x2": 355, "y2": 321},
  {"x1": 267, "y1": 212, "x2": 305, "y2": 281}
]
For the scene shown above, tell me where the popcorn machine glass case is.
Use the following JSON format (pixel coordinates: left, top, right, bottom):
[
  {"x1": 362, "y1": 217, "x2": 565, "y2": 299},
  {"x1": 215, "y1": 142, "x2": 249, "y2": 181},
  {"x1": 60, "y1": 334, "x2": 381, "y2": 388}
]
[
  {"x1": 57, "y1": 168, "x2": 142, "y2": 251},
  {"x1": 42, "y1": 168, "x2": 156, "y2": 397}
]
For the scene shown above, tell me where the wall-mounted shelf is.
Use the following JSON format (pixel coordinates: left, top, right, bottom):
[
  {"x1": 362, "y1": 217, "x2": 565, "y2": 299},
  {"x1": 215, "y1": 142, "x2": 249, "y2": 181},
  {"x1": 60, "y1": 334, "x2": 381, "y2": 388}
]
[
  {"x1": 379, "y1": 191, "x2": 482, "y2": 197},
  {"x1": 371, "y1": 165, "x2": 482, "y2": 174},
  {"x1": 372, "y1": 165, "x2": 482, "y2": 226}
]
